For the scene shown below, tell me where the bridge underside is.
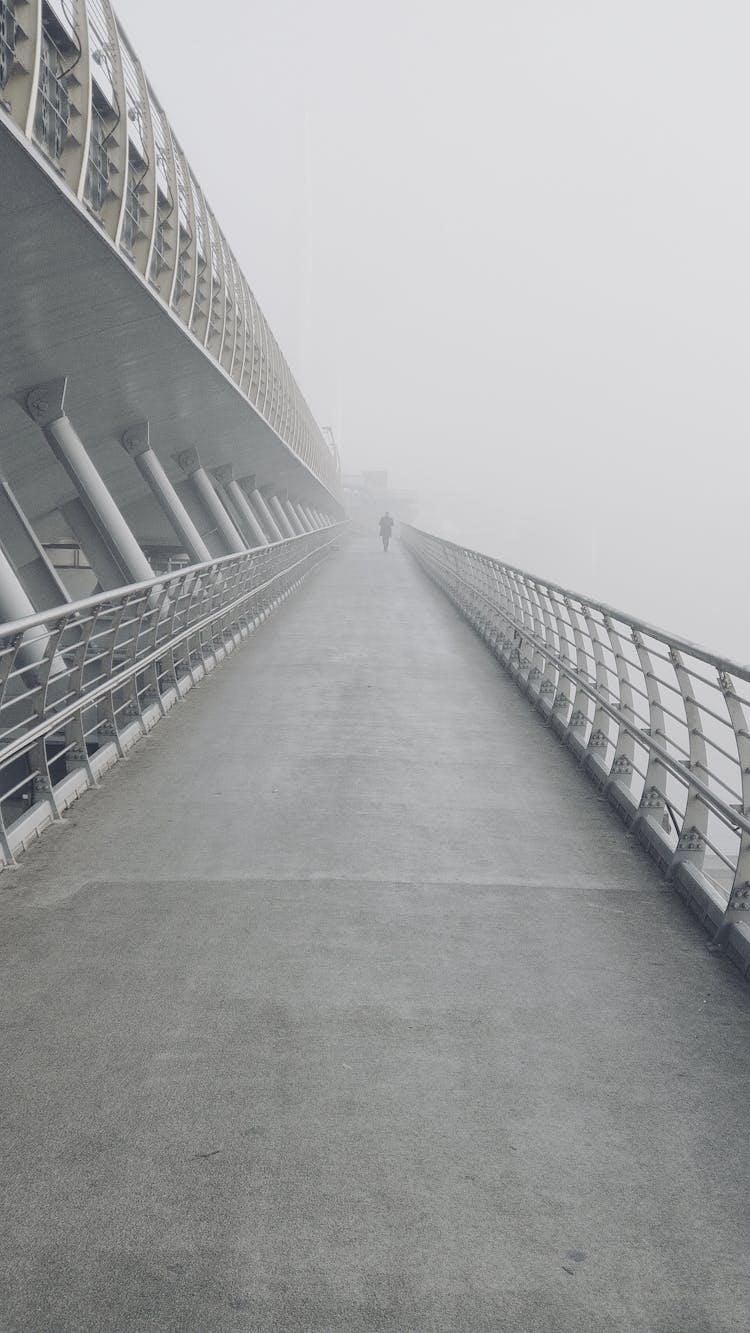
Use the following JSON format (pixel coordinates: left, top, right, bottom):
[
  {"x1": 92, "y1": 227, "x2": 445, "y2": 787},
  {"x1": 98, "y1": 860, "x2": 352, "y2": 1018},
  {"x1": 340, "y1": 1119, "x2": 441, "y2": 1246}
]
[
  {"x1": 0, "y1": 121, "x2": 339, "y2": 549},
  {"x1": 1, "y1": 539, "x2": 747, "y2": 1331}
]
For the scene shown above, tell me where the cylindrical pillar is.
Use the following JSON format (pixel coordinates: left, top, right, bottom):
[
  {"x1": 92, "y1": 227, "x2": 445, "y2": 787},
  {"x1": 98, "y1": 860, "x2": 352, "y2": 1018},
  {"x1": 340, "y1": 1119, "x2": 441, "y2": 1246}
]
[
  {"x1": 25, "y1": 379, "x2": 154, "y2": 585},
  {"x1": 0, "y1": 547, "x2": 66, "y2": 676},
  {"x1": 175, "y1": 451, "x2": 246, "y2": 555},
  {"x1": 302, "y1": 506, "x2": 321, "y2": 530},
  {"x1": 122, "y1": 425, "x2": 211, "y2": 564},
  {"x1": 268, "y1": 494, "x2": 297, "y2": 540},
  {"x1": 225, "y1": 478, "x2": 269, "y2": 547},
  {"x1": 282, "y1": 500, "x2": 305, "y2": 537},
  {"x1": 0, "y1": 545, "x2": 38, "y2": 626},
  {"x1": 293, "y1": 503, "x2": 314, "y2": 533},
  {"x1": 247, "y1": 488, "x2": 283, "y2": 542}
]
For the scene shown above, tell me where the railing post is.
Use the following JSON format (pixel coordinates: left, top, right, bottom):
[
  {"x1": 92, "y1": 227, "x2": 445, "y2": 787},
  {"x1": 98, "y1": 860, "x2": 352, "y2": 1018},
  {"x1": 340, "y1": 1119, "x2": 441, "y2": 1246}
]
[
  {"x1": 524, "y1": 581, "x2": 552, "y2": 704},
  {"x1": 562, "y1": 598, "x2": 594, "y2": 759},
  {"x1": 579, "y1": 606, "x2": 615, "y2": 786},
  {"x1": 399, "y1": 524, "x2": 750, "y2": 967},
  {"x1": 631, "y1": 630, "x2": 672, "y2": 861},
  {"x1": 713, "y1": 673, "x2": 750, "y2": 946},
  {"x1": 548, "y1": 593, "x2": 576, "y2": 739},
  {"x1": 667, "y1": 647, "x2": 709, "y2": 884},
  {"x1": 602, "y1": 616, "x2": 638, "y2": 810}
]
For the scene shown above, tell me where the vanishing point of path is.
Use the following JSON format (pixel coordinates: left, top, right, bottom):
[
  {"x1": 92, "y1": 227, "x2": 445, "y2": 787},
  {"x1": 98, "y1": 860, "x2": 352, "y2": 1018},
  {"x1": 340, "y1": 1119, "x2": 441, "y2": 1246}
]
[{"x1": 1, "y1": 536, "x2": 748, "y2": 1332}]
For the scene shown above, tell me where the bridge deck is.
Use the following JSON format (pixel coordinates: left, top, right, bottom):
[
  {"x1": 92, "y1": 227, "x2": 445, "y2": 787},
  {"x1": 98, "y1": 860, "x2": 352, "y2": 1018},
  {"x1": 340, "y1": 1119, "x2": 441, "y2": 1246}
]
[{"x1": 1, "y1": 538, "x2": 748, "y2": 1332}]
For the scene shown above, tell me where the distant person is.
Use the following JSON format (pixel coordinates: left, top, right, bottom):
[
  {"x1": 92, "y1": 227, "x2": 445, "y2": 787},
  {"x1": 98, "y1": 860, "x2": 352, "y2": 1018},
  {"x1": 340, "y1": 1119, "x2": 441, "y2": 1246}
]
[{"x1": 378, "y1": 512, "x2": 394, "y2": 551}]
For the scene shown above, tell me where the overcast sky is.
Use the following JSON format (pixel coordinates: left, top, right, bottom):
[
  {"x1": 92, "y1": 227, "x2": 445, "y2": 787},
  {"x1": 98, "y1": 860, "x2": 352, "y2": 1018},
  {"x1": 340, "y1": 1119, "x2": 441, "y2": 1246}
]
[{"x1": 115, "y1": 0, "x2": 749, "y2": 657}]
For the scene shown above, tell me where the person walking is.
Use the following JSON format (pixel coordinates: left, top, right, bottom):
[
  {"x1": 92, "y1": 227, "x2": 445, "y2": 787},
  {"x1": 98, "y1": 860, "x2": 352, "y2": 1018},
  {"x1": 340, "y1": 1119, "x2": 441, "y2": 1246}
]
[{"x1": 378, "y1": 511, "x2": 394, "y2": 551}]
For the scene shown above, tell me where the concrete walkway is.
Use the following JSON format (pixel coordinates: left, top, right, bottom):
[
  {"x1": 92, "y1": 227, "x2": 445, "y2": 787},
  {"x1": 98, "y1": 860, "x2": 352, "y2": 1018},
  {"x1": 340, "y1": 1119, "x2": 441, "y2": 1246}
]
[{"x1": 1, "y1": 535, "x2": 748, "y2": 1333}]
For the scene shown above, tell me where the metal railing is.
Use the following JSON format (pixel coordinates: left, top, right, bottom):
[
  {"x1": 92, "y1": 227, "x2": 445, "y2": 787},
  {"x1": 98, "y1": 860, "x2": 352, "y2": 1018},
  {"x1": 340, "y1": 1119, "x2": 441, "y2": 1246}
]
[
  {"x1": 0, "y1": 0, "x2": 342, "y2": 500},
  {"x1": 0, "y1": 525, "x2": 344, "y2": 867},
  {"x1": 402, "y1": 526, "x2": 750, "y2": 945}
]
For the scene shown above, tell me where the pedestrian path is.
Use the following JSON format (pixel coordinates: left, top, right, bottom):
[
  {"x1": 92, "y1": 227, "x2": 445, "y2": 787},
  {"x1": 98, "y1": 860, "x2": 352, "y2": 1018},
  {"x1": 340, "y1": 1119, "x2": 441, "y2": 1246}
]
[{"x1": 1, "y1": 535, "x2": 748, "y2": 1332}]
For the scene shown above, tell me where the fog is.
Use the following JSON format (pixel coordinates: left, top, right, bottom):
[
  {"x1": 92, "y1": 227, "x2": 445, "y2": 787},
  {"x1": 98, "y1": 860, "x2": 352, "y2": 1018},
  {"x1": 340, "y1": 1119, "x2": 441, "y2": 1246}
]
[{"x1": 115, "y1": 0, "x2": 749, "y2": 658}]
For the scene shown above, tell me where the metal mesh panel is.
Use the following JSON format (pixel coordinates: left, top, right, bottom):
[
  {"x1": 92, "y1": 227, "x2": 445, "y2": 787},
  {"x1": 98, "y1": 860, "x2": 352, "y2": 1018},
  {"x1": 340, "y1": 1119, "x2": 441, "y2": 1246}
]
[
  {"x1": 0, "y1": 0, "x2": 15, "y2": 90},
  {"x1": 173, "y1": 148, "x2": 190, "y2": 233},
  {"x1": 118, "y1": 36, "x2": 149, "y2": 256},
  {"x1": 205, "y1": 212, "x2": 223, "y2": 338},
  {"x1": 45, "y1": 0, "x2": 77, "y2": 34},
  {"x1": 119, "y1": 32, "x2": 147, "y2": 159},
  {"x1": 149, "y1": 95, "x2": 171, "y2": 198},
  {"x1": 150, "y1": 211, "x2": 169, "y2": 277},
  {"x1": 87, "y1": 0, "x2": 114, "y2": 94},
  {"x1": 219, "y1": 234, "x2": 234, "y2": 326},
  {"x1": 174, "y1": 225, "x2": 190, "y2": 302},
  {"x1": 121, "y1": 154, "x2": 143, "y2": 252},
  {"x1": 34, "y1": 29, "x2": 72, "y2": 161},
  {"x1": 83, "y1": 104, "x2": 109, "y2": 210},
  {"x1": 190, "y1": 173, "x2": 205, "y2": 259}
]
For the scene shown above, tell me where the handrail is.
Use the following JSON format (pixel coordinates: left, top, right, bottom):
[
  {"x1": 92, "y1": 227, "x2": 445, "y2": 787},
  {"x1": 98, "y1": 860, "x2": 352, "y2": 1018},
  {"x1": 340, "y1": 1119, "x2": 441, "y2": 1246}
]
[
  {"x1": 402, "y1": 524, "x2": 750, "y2": 940},
  {"x1": 418, "y1": 529, "x2": 750, "y2": 684},
  {"x1": 0, "y1": 523, "x2": 342, "y2": 639},
  {"x1": 0, "y1": 525, "x2": 346, "y2": 866}
]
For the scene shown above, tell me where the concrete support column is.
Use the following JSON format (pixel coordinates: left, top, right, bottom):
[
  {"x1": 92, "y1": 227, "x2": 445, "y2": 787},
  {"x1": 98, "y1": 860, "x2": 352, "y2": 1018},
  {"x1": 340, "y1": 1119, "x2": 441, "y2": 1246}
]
[
  {"x1": 0, "y1": 544, "x2": 39, "y2": 628},
  {"x1": 242, "y1": 481, "x2": 283, "y2": 543},
  {"x1": 213, "y1": 467, "x2": 268, "y2": 548},
  {"x1": 121, "y1": 423, "x2": 211, "y2": 565},
  {"x1": 302, "y1": 506, "x2": 322, "y2": 530},
  {"x1": 293, "y1": 503, "x2": 314, "y2": 534},
  {"x1": 265, "y1": 491, "x2": 297, "y2": 540},
  {"x1": 25, "y1": 379, "x2": 154, "y2": 585},
  {"x1": 0, "y1": 547, "x2": 62, "y2": 675},
  {"x1": 282, "y1": 499, "x2": 305, "y2": 537},
  {"x1": 175, "y1": 450, "x2": 246, "y2": 555},
  {"x1": 0, "y1": 481, "x2": 70, "y2": 611}
]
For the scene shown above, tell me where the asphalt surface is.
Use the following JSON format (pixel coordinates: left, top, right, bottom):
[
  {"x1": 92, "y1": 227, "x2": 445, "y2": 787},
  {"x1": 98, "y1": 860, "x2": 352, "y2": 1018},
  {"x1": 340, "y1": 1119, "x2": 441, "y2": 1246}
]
[{"x1": 1, "y1": 535, "x2": 748, "y2": 1333}]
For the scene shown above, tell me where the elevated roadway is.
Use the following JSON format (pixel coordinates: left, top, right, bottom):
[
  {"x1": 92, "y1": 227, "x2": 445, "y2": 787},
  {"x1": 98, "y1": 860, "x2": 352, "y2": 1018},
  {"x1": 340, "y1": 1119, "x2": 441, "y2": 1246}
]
[
  {"x1": 0, "y1": 0, "x2": 342, "y2": 610},
  {"x1": 0, "y1": 119, "x2": 340, "y2": 542},
  {"x1": 1, "y1": 537, "x2": 748, "y2": 1332}
]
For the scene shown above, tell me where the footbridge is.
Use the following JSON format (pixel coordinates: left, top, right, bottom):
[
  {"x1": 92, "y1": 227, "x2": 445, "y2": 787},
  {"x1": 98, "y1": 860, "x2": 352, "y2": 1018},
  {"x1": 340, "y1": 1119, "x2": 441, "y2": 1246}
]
[{"x1": 1, "y1": 3, "x2": 749, "y2": 1331}]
